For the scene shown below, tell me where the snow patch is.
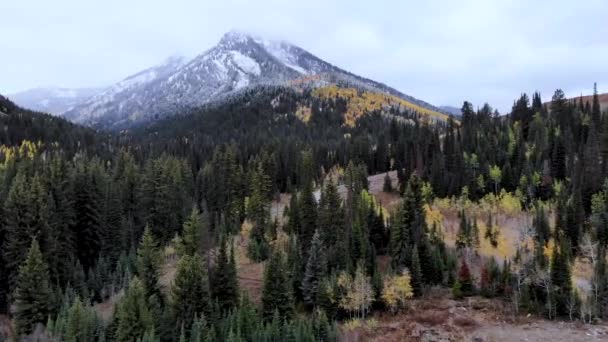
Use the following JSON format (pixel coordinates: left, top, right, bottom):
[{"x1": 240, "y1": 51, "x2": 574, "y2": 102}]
[
  {"x1": 259, "y1": 40, "x2": 308, "y2": 74},
  {"x1": 229, "y1": 51, "x2": 261, "y2": 76}
]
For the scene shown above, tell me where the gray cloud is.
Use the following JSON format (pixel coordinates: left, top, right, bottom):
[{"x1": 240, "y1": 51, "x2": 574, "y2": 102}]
[{"x1": 2, "y1": 0, "x2": 607, "y2": 112}]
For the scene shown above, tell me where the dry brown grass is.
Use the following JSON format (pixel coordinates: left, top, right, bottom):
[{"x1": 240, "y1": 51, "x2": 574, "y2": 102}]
[
  {"x1": 453, "y1": 316, "x2": 479, "y2": 329},
  {"x1": 411, "y1": 310, "x2": 449, "y2": 326}
]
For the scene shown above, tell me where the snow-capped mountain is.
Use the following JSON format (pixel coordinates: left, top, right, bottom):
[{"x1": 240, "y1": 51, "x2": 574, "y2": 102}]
[
  {"x1": 8, "y1": 87, "x2": 103, "y2": 115},
  {"x1": 63, "y1": 31, "x2": 447, "y2": 129}
]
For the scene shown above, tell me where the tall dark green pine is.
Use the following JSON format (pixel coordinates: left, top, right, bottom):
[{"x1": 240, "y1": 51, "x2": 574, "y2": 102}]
[
  {"x1": 410, "y1": 245, "x2": 423, "y2": 297},
  {"x1": 299, "y1": 181, "x2": 317, "y2": 257},
  {"x1": 286, "y1": 193, "x2": 301, "y2": 235},
  {"x1": 2, "y1": 172, "x2": 52, "y2": 289},
  {"x1": 262, "y1": 250, "x2": 293, "y2": 320},
  {"x1": 592, "y1": 82, "x2": 601, "y2": 128},
  {"x1": 286, "y1": 235, "x2": 304, "y2": 301},
  {"x1": 550, "y1": 240, "x2": 572, "y2": 317},
  {"x1": 73, "y1": 162, "x2": 103, "y2": 270},
  {"x1": 301, "y1": 230, "x2": 327, "y2": 307},
  {"x1": 45, "y1": 156, "x2": 77, "y2": 285},
  {"x1": 390, "y1": 204, "x2": 410, "y2": 271},
  {"x1": 14, "y1": 239, "x2": 51, "y2": 336},
  {"x1": 137, "y1": 226, "x2": 163, "y2": 304},
  {"x1": 171, "y1": 253, "x2": 211, "y2": 333},
  {"x1": 115, "y1": 277, "x2": 154, "y2": 342},
  {"x1": 317, "y1": 179, "x2": 345, "y2": 270},
  {"x1": 455, "y1": 210, "x2": 469, "y2": 250},
  {"x1": 247, "y1": 164, "x2": 271, "y2": 261},
  {"x1": 180, "y1": 207, "x2": 205, "y2": 257},
  {"x1": 534, "y1": 205, "x2": 550, "y2": 246},
  {"x1": 211, "y1": 238, "x2": 239, "y2": 312}
]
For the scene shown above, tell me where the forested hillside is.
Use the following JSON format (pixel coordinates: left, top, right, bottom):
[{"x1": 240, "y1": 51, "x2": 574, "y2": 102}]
[{"x1": 1, "y1": 83, "x2": 608, "y2": 341}]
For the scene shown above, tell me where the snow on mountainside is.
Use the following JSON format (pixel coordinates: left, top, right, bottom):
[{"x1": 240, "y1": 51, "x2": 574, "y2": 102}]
[
  {"x1": 8, "y1": 87, "x2": 103, "y2": 115},
  {"x1": 63, "y1": 31, "x2": 449, "y2": 129}
]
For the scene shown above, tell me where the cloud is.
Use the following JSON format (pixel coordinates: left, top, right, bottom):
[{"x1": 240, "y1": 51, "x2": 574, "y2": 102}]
[{"x1": 1, "y1": 0, "x2": 607, "y2": 112}]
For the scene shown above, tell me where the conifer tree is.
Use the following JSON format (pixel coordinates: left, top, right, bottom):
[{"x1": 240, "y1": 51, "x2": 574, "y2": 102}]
[
  {"x1": 550, "y1": 240, "x2": 573, "y2": 317},
  {"x1": 302, "y1": 230, "x2": 327, "y2": 307},
  {"x1": 179, "y1": 207, "x2": 205, "y2": 257},
  {"x1": 171, "y1": 253, "x2": 210, "y2": 333},
  {"x1": 456, "y1": 210, "x2": 470, "y2": 250},
  {"x1": 116, "y1": 277, "x2": 154, "y2": 342},
  {"x1": 63, "y1": 297, "x2": 99, "y2": 342},
  {"x1": 262, "y1": 250, "x2": 293, "y2": 320},
  {"x1": 14, "y1": 239, "x2": 51, "y2": 336},
  {"x1": 73, "y1": 161, "x2": 104, "y2": 270},
  {"x1": 299, "y1": 183, "x2": 317, "y2": 257},
  {"x1": 592, "y1": 82, "x2": 601, "y2": 127},
  {"x1": 286, "y1": 193, "x2": 301, "y2": 235},
  {"x1": 286, "y1": 235, "x2": 304, "y2": 301},
  {"x1": 534, "y1": 204, "x2": 550, "y2": 246},
  {"x1": 212, "y1": 238, "x2": 239, "y2": 312},
  {"x1": 137, "y1": 226, "x2": 163, "y2": 304},
  {"x1": 410, "y1": 246, "x2": 423, "y2": 297},
  {"x1": 383, "y1": 172, "x2": 393, "y2": 193},
  {"x1": 2, "y1": 172, "x2": 51, "y2": 288},
  {"x1": 317, "y1": 179, "x2": 345, "y2": 269}
]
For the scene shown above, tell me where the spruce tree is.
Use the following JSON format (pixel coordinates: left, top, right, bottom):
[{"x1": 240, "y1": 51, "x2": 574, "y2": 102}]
[
  {"x1": 137, "y1": 226, "x2": 163, "y2": 304},
  {"x1": 179, "y1": 207, "x2": 205, "y2": 257},
  {"x1": 171, "y1": 253, "x2": 211, "y2": 333},
  {"x1": 14, "y1": 239, "x2": 51, "y2": 336},
  {"x1": 301, "y1": 230, "x2": 327, "y2": 306},
  {"x1": 410, "y1": 246, "x2": 423, "y2": 297},
  {"x1": 262, "y1": 250, "x2": 293, "y2": 320},
  {"x1": 550, "y1": 240, "x2": 572, "y2": 317},
  {"x1": 383, "y1": 172, "x2": 393, "y2": 193},
  {"x1": 299, "y1": 181, "x2": 317, "y2": 257},
  {"x1": 116, "y1": 277, "x2": 154, "y2": 342},
  {"x1": 317, "y1": 179, "x2": 345, "y2": 269},
  {"x1": 211, "y1": 238, "x2": 239, "y2": 312},
  {"x1": 592, "y1": 82, "x2": 601, "y2": 127},
  {"x1": 2, "y1": 172, "x2": 51, "y2": 288}
]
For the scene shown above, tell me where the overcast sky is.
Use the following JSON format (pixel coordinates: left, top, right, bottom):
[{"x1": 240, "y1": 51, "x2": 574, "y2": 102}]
[{"x1": 2, "y1": 0, "x2": 607, "y2": 112}]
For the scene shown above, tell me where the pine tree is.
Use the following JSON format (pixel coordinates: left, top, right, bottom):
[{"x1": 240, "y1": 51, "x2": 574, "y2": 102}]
[
  {"x1": 13, "y1": 239, "x2": 51, "y2": 336},
  {"x1": 116, "y1": 277, "x2": 154, "y2": 342},
  {"x1": 456, "y1": 210, "x2": 469, "y2": 250},
  {"x1": 534, "y1": 204, "x2": 550, "y2": 246},
  {"x1": 299, "y1": 182, "x2": 317, "y2": 257},
  {"x1": 286, "y1": 193, "x2": 301, "y2": 235},
  {"x1": 302, "y1": 230, "x2": 327, "y2": 306},
  {"x1": 550, "y1": 240, "x2": 572, "y2": 317},
  {"x1": 592, "y1": 82, "x2": 601, "y2": 127},
  {"x1": 211, "y1": 238, "x2": 239, "y2": 312},
  {"x1": 179, "y1": 207, "x2": 205, "y2": 257},
  {"x1": 137, "y1": 226, "x2": 163, "y2": 304},
  {"x1": 317, "y1": 179, "x2": 345, "y2": 270},
  {"x1": 410, "y1": 246, "x2": 423, "y2": 297},
  {"x1": 73, "y1": 161, "x2": 104, "y2": 270},
  {"x1": 2, "y1": 172, "x2": 51, "y2": 288},
  {"x1": 262, "y1": 250, "x2": 293, "y2": 320},
  {"x1": 63, "y1": 297, "x2": 99, "y2": 342},
  {"x1": 286, "y1": 235, "x2": 304, "y2": 301},
  {"x1": 172, "y1": 253, "x2": 211, "y2": 333},
  {"x1": 383, "y1": 172, "x2": 393, "y2": 193}
]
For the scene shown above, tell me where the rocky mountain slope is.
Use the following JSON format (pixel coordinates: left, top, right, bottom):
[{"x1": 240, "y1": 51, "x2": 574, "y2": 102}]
[
  {"x1": 8, "y1": 87, "x2": 103, "y2": 115},
  {"x1": 60, "y1": 31, "x2": 449, "y2": 129}
]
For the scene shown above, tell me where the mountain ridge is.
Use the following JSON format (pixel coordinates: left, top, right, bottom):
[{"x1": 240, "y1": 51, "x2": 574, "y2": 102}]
[{"x1": 21, "y1": 31, "x2": 451, "y2": 130}]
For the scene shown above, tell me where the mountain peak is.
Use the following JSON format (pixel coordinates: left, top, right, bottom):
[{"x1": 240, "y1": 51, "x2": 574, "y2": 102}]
[{"x1": 60, "y1": 32, "x2": 448, "y2": 129}]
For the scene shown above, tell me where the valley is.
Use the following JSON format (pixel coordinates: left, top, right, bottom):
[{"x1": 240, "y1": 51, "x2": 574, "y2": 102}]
[{"x1": 1, "y1": 21, "x2": 608, "y2": 342}]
